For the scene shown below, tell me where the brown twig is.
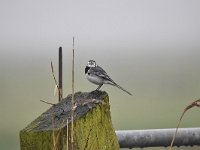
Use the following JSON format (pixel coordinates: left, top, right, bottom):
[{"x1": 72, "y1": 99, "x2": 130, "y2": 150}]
[
  {"x1": 40, "y1": 100, "x2": 55, "y2": 106},
  {"x1": 169, "y1": 99, "x2": 200, "y2": 150}
]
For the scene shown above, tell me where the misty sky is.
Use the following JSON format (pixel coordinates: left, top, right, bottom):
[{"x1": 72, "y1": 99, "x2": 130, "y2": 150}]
[
  {"x1": 1, "y1": 0, "x2": 200, "y2": 99},
  {"x1": 0, "y1": 1, "x2": 200, "y2": 56}
]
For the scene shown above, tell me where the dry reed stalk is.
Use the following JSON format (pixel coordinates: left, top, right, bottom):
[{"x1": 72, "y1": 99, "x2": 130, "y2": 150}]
[
  {"x1": 71, "y1": 37, "x2": 75, "y2": 150},
  {"x1": 66, "y1": 119, "x2": 69, "y2": 150},
  {"x1": 169, "y1": 99, "x2": 200, "y2": 150}
]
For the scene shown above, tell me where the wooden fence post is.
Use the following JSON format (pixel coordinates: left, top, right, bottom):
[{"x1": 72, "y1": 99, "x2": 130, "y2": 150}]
[{"x1": 20, "y1": 91, "x2": 119, "y2": 150}]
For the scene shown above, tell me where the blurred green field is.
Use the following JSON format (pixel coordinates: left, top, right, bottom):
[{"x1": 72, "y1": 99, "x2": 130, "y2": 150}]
[{"x1": 1, "y1": 52, "x2": 200, "y2": 150}]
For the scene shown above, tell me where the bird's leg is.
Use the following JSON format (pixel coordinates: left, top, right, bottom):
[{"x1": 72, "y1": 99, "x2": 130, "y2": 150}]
[{"x1": 96, "y1": 84, "x2": 103, "y2": 91}]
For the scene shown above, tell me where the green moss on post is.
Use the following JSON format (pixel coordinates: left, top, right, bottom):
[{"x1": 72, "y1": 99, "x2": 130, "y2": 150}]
[{"x1": 20, "y1": 91, "x2": 119, "y2": 150}]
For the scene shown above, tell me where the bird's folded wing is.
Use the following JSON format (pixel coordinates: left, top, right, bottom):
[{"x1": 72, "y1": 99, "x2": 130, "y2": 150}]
[{"x1": 90, "y1": 66, "x2": 115, "y2": 83}]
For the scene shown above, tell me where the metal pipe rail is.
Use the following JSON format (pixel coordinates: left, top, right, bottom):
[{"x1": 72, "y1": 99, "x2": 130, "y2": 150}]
[{"x1": 116, "y1": 128, "x2": 200, "y2": 148}]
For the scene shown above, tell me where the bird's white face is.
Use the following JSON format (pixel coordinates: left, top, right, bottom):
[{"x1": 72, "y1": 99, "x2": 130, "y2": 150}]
[{"x1": 87, "y1": 60, "x2": 96, "y2": 67}]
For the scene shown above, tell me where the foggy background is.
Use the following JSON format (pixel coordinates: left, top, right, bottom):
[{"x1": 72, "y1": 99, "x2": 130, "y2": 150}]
[{"x1": 0, "y1": 0, "x2": 200, "y2": 149}]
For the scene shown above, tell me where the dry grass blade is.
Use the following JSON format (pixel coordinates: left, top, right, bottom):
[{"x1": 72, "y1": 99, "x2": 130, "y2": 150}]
[
  {"x1": 51, "y1": 60, "x2": 62, "y2": 101},
  {"x1": 52, "y1": 115, "x2": 56, "y2": 150},
  {"x1": 54, "y1": 85, "x2": 58, "y2": 96},
  {"x1": 55, "y1": 120, "x2": 65, "y2": 149},
  {"x1": 51, "y1": 60, "x2": 59, "y2": 90},
  {"x1": 66, "y1": 119, "x2": 69, "y2": 150},
  {"x1": 52, "y1": 118, "x2": 65, "y2": 150},
  {"x1": 169, "y1": 99, "x2": 200, "y2": 150}
]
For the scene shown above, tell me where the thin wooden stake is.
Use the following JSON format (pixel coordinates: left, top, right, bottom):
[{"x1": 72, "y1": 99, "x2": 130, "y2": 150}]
[
  {"x1": 71, "y1": 37, "x2": 75, "y2": 149},
  {"x1": 58, "y1": 47, "x2": 63, "y2": 101}
]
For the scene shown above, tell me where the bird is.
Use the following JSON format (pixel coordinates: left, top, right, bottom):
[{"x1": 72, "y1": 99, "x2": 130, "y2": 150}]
[{"x1": 85, "y1": 60, "x2": 132, "y2": 95}]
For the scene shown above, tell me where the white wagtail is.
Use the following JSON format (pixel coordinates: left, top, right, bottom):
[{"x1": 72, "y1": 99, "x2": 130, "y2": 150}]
[{"x1": 85, "y1": 60, "x2": 132, "y2": 95}]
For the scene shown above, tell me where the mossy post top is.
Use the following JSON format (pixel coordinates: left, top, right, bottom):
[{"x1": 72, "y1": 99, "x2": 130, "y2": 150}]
[{"x1": 22, "y1": 91, "x2": 109, "y2": 132}]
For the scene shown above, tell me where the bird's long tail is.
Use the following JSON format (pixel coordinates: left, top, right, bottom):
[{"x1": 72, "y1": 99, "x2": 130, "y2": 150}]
[{"x1": 114, "y1": 83, "x2": 132, "y2": 96}]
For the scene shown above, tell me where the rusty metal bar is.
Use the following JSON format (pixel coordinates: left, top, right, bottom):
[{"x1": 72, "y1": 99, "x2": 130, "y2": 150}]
[{"x1": 58, "y1": 47, "x2": 62, "y2": 101}]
